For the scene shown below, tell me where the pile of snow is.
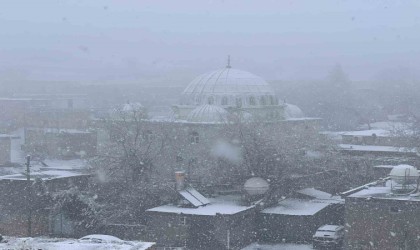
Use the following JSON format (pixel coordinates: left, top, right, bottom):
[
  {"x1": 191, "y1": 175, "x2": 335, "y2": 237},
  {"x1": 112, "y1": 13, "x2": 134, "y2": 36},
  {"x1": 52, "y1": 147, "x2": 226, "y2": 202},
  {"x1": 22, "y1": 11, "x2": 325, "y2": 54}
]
[
  {"x1": 242, "y1": 242, "x2": 312, "y2": 250},
  {"x1": 0, "y1": 236, "x2": 155, "y2": 250}
]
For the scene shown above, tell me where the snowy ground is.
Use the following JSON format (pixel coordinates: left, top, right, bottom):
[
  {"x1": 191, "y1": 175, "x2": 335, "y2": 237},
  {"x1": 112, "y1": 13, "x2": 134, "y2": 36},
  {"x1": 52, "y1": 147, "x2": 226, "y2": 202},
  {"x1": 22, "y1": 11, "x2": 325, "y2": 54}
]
[
  {"x1": 242, "y1": 242, "x2": 313, "y2": 250},
  {"x1": 0, "y1": 237, "x2": 155, "y2": 250}
]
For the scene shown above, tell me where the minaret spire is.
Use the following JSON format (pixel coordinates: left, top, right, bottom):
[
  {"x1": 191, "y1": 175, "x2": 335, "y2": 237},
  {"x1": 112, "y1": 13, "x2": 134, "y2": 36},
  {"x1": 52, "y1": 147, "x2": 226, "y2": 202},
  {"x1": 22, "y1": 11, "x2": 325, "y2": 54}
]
[{"x1": 226, "y1": 55, "x2": 231, "y2": 68}]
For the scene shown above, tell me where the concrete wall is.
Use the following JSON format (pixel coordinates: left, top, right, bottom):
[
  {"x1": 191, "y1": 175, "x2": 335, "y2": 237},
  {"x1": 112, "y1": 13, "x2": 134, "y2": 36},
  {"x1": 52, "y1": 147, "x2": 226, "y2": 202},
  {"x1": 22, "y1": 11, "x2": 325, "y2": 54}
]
[
  {"x1": 258, "y1": 203, "x2": 344, "y2": 243},
  {"x1": 0, "y1": 137, "x2": 11, "y2": 165},
  {"x1": 345, "y1": 197, "x2": 420, "y2": 250},
  {"x1": 146, "y1": 208, "x2": 257, "y2": 250}
]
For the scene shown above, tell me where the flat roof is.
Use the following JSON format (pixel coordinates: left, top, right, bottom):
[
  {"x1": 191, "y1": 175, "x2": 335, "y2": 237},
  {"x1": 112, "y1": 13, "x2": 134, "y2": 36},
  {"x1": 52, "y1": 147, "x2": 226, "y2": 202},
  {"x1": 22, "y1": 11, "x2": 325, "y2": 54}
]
[
  {"x1": 339, "y1": 144, "x2": 417, "y2": 154},
  {"x1": 146, "y1": 195, "x2": 254, "y2": 216},
  {"x1": 0, "y1": 170, "x2": 89, "y2": 181},
  {"x1": 348, "y1": 185, "x2": 420, "y2": 201},
  {"x1": 341, "y1": 129, "x2": 391, "y2": 137},
  {"x1": 261, "y1": 198, "x2": 340, "y2": 216},
  {"x1": 296, "y1": 188, "x2": 332, "y2": 200}
]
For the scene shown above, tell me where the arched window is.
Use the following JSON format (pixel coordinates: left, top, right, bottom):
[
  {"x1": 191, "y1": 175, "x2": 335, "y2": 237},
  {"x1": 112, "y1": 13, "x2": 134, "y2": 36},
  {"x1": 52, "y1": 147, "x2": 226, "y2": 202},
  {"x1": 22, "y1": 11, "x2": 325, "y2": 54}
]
[
  {"x1": 207, "y1": 96, "x2": 214, "y2": 105},
  {"x1": 235, "y1": 97, "x2": 242, "y2": 108},
  {"x1": 260, "y1": 96, "x2": 267, "y2": 106},
  {"x1": 143, "y1": 130, "x2": 154, "y2": 142},
  {"x1": 249, "y1": 96, "x2": 256, "y2": 106},
  {"x1": 189, "y1": 131, "x2": 199, "y2": 144},
  {"x1": 195, "y1": 96, "x2": 201, "y2": 105},
  {"x1": 269, "y1": 96, "x2": 276, "y2": 105},
  {"x1": 221, "y1": 96, "x2": 228, "y2": 106}
]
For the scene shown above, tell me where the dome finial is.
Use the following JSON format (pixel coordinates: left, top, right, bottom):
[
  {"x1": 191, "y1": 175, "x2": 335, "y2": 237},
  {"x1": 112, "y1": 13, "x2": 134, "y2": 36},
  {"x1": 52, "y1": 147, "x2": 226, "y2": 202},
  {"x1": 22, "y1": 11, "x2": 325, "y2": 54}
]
[{"x1": 226, "y1": 55, "x2": 231, "y2": 68}]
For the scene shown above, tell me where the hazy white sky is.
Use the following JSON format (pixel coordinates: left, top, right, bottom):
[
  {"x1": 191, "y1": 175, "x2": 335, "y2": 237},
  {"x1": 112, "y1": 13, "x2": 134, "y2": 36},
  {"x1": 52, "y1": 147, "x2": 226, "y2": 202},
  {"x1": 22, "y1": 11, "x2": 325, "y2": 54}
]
[{"x1": 1, "y1": 0, "x2": 420, "y2": 81}]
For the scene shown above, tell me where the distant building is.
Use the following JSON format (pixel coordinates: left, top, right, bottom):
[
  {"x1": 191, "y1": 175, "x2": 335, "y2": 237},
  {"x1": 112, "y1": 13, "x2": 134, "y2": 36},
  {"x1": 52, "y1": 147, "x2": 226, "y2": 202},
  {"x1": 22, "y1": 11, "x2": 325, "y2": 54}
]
[
  {"x1": 98, "y1": 63, "x2": 322, "y2": 185},
  {"x1": 258, "y1": 188, "x2": 343, "y2": 243},
  {"x1": 24, "y1": 127, "x2": 97, "y2": 159},
  {"x1": 146, "y1": 172, "x2": 343, "y2": 249},
  {"x1": 145, "y1": 172, "x2": 257, "y2": 250},
  {"x1": 0, "y1": 167, "x2": 90, "y2": 236},
  {"x1": 344, "y1": 165, "x2": 420, "y2": 249},
  {"x1": 0, "y1": 94, "x2": 90, "y2": 130}
]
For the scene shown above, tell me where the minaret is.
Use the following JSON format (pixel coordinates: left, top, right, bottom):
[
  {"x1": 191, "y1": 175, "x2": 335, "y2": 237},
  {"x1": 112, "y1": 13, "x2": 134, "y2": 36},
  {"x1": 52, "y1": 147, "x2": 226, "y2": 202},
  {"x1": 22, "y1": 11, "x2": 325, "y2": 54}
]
[{"x1": 226, "y1": 55, "x2": 231, "y2": 69}]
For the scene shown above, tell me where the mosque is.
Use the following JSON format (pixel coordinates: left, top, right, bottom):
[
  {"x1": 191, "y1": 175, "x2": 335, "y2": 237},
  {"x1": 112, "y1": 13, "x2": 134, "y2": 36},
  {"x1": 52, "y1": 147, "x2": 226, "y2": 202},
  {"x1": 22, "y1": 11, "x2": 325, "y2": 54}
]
[{"x1": 104, "y1": 59, "x2": 321, "y2": 185}]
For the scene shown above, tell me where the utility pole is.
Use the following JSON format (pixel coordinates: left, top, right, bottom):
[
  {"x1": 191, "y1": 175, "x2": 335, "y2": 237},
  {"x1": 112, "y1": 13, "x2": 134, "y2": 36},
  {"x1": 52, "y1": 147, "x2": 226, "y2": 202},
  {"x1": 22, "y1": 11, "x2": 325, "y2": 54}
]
[{"x1": 26, "y1": 155, "x2": 32, "y2": 237}]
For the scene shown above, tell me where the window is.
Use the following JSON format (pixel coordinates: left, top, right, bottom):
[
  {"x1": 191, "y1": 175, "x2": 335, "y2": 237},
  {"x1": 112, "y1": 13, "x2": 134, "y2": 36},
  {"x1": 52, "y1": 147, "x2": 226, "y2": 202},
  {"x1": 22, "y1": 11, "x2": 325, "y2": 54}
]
[
  {"x1": 143, "y1": 130, "x2": 154, "y2": 142},
  {"x1": 189, "y1": 131, "x2": 199, "y2": 143},
  {"x1": 249, "y1": 96, "x2": 256, "y2": 106},
  {"x1": 67, "y1": 99, "x2": 73, "y2": 109},
  {"x1": 176, "y1": 155, "x2": 183, "y2": 163},
  {"x1": 221, "y1": 96, "x2": 228, "y2": 105},
  {"x1": 188, "y1": 158, "x2": 197, "y2": 166},
  {"x1": 179, "y1": 216, "x2": 187, "y2": 225},
  {"x1": 260, "y1": 96, "x2": 267, "y2": 105},
  {"x1": 390, "y1": 206, "x2": 402, "y2": 214},
  {"x1": 269, "y1": 95, "x2": 276, "y2": 105},
  {"x1": 195, "y1": 96, "x2": 201, "y2": 105},
  {"x1": 235, "y1": 97, "x2": 242, "y2": 107},
  {"x1": 207, "y1": 96, "x2": 214, "y2": 105}
]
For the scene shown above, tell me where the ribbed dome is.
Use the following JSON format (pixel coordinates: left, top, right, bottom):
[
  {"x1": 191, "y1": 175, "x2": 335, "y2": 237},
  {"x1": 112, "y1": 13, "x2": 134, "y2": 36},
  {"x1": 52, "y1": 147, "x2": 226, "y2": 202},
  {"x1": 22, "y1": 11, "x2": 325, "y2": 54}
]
[
  {"x1": 181, "y1": 68, "x2": 278, "y2": 107},
  {"x1": 187, "y1": 105, "x2": 229, "y2": 123},
  {"x1": 284, "y1": 103, "x2": 304, "y2": 119}
]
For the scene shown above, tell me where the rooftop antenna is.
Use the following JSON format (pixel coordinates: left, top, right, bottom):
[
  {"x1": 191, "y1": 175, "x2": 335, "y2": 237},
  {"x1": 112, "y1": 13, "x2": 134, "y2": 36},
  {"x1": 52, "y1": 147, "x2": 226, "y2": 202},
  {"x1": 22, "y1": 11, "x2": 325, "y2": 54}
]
[{"x1": 226, "y1": 55, "x2": 231, "y2": 69}]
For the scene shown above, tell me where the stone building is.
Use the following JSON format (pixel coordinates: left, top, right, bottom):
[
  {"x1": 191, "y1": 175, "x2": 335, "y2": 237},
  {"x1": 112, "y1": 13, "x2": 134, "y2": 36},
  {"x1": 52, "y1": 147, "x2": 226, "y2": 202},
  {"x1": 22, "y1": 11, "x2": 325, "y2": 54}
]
[
  {"x1": 98, "y1": 64, "x2": 322, "y2": 185},
  {"x1": 24, "y1": 128, "x2": 97, "y2": 159}
]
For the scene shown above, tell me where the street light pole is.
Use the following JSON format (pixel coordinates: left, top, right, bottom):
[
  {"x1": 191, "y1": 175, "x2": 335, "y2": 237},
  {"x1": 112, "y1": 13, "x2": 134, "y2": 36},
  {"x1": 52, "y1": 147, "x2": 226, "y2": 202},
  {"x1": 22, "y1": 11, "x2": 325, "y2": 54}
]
[{"x1": 26, "y1": 155, "x2": 32, "y2": 237}]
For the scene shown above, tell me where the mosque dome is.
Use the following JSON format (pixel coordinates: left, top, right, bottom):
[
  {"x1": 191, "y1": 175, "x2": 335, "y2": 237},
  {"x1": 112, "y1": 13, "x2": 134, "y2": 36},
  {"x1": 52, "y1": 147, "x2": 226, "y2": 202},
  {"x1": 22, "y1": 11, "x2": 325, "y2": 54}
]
[
  {"x1": 186, "y1": 104, "x2": 229, "y2": 123},
  {"x1": 284, "y1": 103, "x2": 304, "y2": 119},
  {"x1": 180, "y1": 67, "x2": 279, "y2": 108}
]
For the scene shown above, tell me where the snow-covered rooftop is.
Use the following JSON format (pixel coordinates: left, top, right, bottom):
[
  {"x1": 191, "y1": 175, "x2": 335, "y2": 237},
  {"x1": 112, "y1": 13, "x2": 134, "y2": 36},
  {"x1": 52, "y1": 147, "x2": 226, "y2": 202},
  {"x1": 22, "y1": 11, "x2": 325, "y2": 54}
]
[
  {"x1": 0, "y1": 237, "x2": 155, "y2": 250},
  {"x1": 348, "y1": 185, "x2": 420, "y2": 201},
  {"x1": 242, "y1": 243, "x2": 312, "y2": 250},
  {"x1": 339, "y1": 144, "x2": 417, "y2": 154},
  {"x1": 284, "y1": 103, "x2": 304, "y2": 119},
  {"x1": 180, "y1": 67, "x2": 280, "y2": 107},
  {"x1": 147, "y1": 195, "x2": 254, "y2": 216},
  {"x1": 341, "y1": 129, "x2": 391, "y2": 137},
  {"x1": 26, "y1": 127, "x2": 92, "y2": 134},
  {"x1": 359, "y1": 121, "x2": 411, "y2": 131},
  {"x1": 0, "y1": 169, "x2": 89, "y2": 181},
  {"x1": 261, "y1": 198, "x2": 340, "y2": 216},
  {"x1": 296, "y1": 188, "x2": 332, "y2": 200}
]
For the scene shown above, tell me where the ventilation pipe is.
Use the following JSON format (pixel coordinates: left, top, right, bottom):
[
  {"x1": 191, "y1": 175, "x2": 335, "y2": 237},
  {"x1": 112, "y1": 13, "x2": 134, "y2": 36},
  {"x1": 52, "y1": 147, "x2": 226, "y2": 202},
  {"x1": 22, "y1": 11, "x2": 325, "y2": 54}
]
[{"x1": 175, "y1": 171, "x2": 186, "y2": 191}]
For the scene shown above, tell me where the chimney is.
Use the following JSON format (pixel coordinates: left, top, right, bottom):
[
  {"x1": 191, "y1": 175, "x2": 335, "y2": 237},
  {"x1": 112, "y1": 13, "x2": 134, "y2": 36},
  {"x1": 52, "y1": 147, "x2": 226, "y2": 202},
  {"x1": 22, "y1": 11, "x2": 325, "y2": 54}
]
[{"x1": 175, "y1": 171, "x2": 186, "y2": 191}]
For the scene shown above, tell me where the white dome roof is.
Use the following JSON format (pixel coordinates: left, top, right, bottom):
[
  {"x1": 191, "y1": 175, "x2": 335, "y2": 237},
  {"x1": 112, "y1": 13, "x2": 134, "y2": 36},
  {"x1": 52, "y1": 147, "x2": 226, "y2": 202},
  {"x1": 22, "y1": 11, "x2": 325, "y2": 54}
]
[
  {"x1": 244, "y1": 177, "x2": 270, "y2": 196},
  {"x1": 181, "y1": 68, "x2": 279, "y2": 107},
  {"x1": 390, "y1": 165, "x2": 419, "y2": 185},
  {"x1": 284, "y1": 103, "x2": 304, "y2": 119},
  {"x1": 187, "y1": 105, "x2": 229, "y2": 123}
]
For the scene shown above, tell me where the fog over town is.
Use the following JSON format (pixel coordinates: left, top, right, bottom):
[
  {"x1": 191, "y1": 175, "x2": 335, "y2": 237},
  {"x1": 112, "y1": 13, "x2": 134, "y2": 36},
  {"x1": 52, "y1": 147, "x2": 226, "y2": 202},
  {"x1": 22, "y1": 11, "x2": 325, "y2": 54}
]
[{"x1": 1, "y1": 1, "x2": 420, "y2": 249}]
